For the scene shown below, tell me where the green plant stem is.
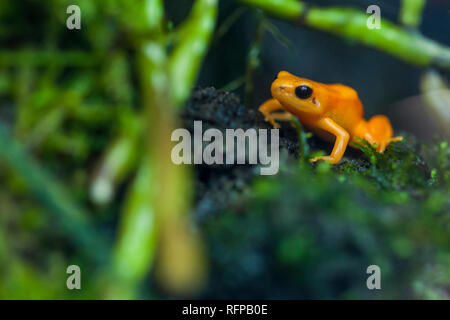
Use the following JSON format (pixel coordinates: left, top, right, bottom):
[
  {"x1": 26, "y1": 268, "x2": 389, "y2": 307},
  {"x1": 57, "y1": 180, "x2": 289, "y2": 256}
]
[
  {"x1": 110, "y1": 0, "x2": 217, "y2": 298},
  {"x1": 90, "y1": 114, "x2": 142, "y2": 205},
  {"x1": 110, "y1": 159, "x2": 159, "y2": 298},
  {"x1": 290, "y1": 116, "x2": 309, "y2": 161},
  {"x1": 400, "y1": 0, "x2": 426, "y2": 28},
  {"x1": 168, "y1": 0, "x2": 218, "y2": 108},
  {"x1": 238, "y1": 0, "x2": 450, "y2": 71},
  {"x1": 147, "y1": 0, "x2": 216, "y2": 295},
  {"x1": 240, "y1": 0, "x2": 304, "y2": 19},
  {"x1": 109, "y1": 0, "x2": 166, "y2": 299},
  {"x1": 245, "y1": 11, "x2": 265, "y2": 105},
  {"x1": 215, "y1": 7, "x2": 247, "y2": 42}
]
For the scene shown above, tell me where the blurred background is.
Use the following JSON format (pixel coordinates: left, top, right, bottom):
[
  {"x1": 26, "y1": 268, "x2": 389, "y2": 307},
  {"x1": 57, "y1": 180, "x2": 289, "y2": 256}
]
[{"x1": 0, "y1": 0, "x2": 449, "y2": 299}]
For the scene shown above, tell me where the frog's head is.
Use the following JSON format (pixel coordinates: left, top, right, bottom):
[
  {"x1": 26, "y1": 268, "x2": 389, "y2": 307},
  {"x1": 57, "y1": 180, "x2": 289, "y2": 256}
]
[{"x1": 271, "y1": 71, "x2": 326, "y2": 115}]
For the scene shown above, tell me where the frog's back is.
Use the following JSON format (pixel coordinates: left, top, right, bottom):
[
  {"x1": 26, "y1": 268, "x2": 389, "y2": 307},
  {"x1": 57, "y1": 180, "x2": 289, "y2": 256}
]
[
  {"x1": 326, "y1": 83, "x2": 364, "y2": 131},
  {"x1": 327, "y1": 83, "x2": 360, "y2": 101}
]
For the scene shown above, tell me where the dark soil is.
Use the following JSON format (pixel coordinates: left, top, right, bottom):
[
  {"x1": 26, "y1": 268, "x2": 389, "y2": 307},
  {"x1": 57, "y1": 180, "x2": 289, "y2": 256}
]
[{"x1": 181, "y1": 87, "x2": 300, "y2": 220}]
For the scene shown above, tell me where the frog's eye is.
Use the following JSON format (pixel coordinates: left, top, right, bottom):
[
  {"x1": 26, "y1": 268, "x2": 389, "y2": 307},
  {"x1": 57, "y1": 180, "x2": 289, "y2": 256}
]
[{"x1": 295, "y1": 85, "x2": 313, "y2": 99}]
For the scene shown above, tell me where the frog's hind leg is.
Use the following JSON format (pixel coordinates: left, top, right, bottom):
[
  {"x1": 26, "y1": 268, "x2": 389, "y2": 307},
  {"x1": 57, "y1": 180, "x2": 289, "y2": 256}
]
[
  {"x1": 258, "y1": 99, "x2": 292, "y2": 128},
  {"x1": 366, "y1": 115, "x2": 402, "y2": 153}
]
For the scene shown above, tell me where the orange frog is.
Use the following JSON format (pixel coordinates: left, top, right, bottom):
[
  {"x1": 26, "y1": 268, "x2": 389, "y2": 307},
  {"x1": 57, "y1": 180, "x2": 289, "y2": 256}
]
[{"x1": 259, "y1": 71, "x2": 402, "y2": 164}]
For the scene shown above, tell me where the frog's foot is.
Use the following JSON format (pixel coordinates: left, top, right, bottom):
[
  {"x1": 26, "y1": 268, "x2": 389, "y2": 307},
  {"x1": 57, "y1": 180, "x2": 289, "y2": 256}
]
[
  {"x1": 309, "y1": 118, "x2": 349, "y2": 165},
  {"x1": 365, "y1": 115, "x2": 404, "y2": 153},
  {"x1": 309, "y1": 155, "x2": 340, "y2": 165},
  {"x1": 258, "y1": 98, "x2": 292, "y2": 129},
  {"x1": 376, "y1": 136, "x2": 403, "y2": 153},
  {"x1": 264, "y1": 115, "x2": 280, "y2": 129},
  {"x1": 263, "y1": 112, "x2": 292, "y2": 129}
]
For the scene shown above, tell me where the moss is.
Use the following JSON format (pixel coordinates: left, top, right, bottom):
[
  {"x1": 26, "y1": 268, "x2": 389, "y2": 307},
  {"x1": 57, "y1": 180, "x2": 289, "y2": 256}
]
[{"x1": 198, "y1": 154, "x2": 449, "y2": 299}]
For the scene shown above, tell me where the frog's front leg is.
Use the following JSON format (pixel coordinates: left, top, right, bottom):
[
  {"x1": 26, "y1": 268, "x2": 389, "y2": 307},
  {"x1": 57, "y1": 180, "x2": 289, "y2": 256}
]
[
  {"x1": 258, "y1": 99, "x2": 292, "y2": 129},
  {"x1": 310, "y1": 117, "x2": 350, "y2": 164}
]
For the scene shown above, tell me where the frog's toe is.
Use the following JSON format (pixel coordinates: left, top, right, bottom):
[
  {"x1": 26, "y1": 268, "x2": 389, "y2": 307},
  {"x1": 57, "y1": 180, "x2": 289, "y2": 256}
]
[
  {"x1": 377, "y1": 144, "x2": 386, "y2": 153},
  {"x1": 390, "y1": 136, "x2": 403, "y2": 142},
  {"x1": 377, "y1": 136, "x2": 403, "y2": 152},
  {"x1": 265, "y1": 116, "x2": 281, "y2": 129}
]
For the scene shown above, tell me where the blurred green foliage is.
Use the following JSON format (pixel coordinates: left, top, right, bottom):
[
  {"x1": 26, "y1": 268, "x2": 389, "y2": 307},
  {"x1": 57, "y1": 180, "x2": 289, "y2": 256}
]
[
  {"x1": 1, "y1": 0, "x2": 140, "y2": 299},
  {"x1": 0, "y1": 0, "x2": 217, "y2": 299}
]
